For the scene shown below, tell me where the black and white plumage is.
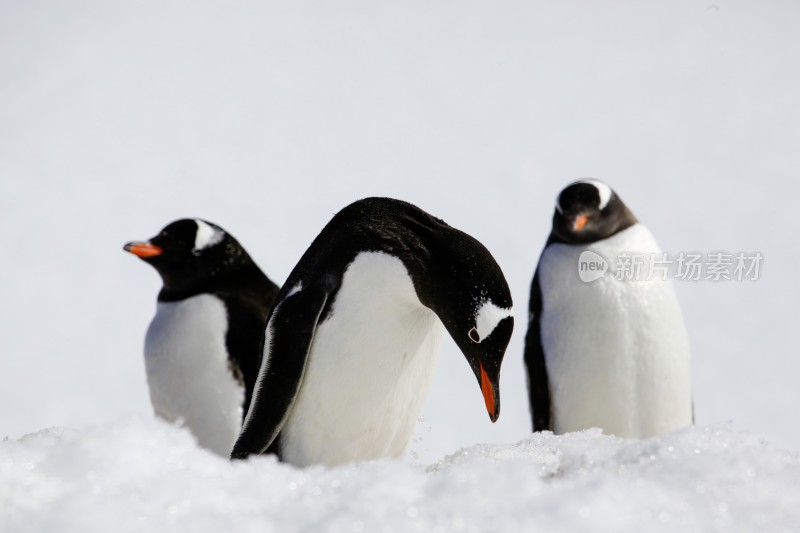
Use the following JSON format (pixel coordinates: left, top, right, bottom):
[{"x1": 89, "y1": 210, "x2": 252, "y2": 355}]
[
  {"x1": 524, "y1": 179, "x2": 692, "y2": 438},
  {"x1": 231, "y1": 197, "x2": 514, "y2": 466},
  {"x1": 124, "y1": 219, "x2": 279, "y2": 455}
]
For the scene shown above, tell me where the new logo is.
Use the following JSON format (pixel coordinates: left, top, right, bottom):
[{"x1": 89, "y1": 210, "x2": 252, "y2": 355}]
[{"x1": 578, "y1": 250, "x2": 608, "y2": 282}]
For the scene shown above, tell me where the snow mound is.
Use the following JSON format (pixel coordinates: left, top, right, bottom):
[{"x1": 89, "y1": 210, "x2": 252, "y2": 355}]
[{"x1": 2, "y1": 418, "x2": 798, "y2": 532}]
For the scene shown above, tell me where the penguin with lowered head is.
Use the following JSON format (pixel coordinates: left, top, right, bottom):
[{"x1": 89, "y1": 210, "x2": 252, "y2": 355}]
[{"x1": 231, "y1": 197, "x2": 514, "y2": 466}]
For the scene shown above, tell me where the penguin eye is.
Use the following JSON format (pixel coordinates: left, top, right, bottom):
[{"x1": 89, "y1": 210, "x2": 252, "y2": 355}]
[{"x1": 468, "y1": 327, "x2": 481, "y2": 343}]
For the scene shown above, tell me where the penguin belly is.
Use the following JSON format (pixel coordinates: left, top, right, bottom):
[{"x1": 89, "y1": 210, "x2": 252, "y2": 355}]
[
  {"x1": 538, "y1": 224, "x2": 692, "y2": 438},
  {"x1": 144, "y1": 294, "x2": 244, "y2": 455},
  {"x1": 279, "y1": 252, "x2": 445, "y2": 467}
]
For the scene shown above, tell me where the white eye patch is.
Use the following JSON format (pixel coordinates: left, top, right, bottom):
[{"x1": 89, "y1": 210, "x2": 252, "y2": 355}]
[
  {"x1": 194, "y1": 219, "x2": 223, "y2": 252},
  {"x1": 471, "y1": 301, "x2": 513, "y2": 343}
]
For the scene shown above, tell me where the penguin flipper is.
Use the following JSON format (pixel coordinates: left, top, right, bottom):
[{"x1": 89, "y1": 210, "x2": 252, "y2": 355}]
[
  {"x1": 523, "y1": 269, "x2": 553, "y2": 432},
  {"x1": 230, "y1": 283, "x2": 329, "y2": 460}
]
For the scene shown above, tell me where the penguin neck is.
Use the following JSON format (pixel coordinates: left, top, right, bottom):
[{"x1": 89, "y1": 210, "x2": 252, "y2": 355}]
[{"x1": 157, "y1": 261, "x2": 267, "y2": 302}]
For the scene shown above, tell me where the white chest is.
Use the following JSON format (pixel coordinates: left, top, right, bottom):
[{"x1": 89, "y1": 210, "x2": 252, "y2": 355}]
[
  {"x1": 280, "y1": 252, "x2": 445, "y2": 467},
  {"x1": 144, "y1": 294, "x2": 244, "y2": 456},
  {"x1": 538, "y1": 224, "x2": 692, "y2": 438}
]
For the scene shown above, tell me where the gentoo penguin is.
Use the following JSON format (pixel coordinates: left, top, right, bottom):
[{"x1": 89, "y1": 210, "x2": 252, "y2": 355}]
[
  {"x1": 124, "y1": 219, "x2": 279, "y2": 456},
  {"x1": 231, "y1": 197, "x2": 514, "y2": 466},
  {"x1": 524, "y1": 179, "x2": 692, "y2": 438}
]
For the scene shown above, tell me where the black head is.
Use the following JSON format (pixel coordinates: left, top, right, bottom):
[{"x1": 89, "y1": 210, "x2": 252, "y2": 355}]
[
  {"x1": 124, "y1": 218, "x2": 253, "y2": 295},
  {"x1": 419, "y1": 228, "x2": 513, "y2": 423},
  {"x1": 550, "y1": 179, "x2": 638, "y2": 245},
  {"x1": 418, "y1": 239, "x2": 514, "y2": 422},
  {"x1": 327, "y1": 198, "x2": 514, "y2": 422}
]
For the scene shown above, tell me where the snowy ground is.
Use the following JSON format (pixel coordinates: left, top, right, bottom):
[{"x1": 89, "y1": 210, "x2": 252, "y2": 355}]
[
  {"x1": 2, "y1": 418, "x2": 798, "y2": 532},
  {"x1": 1, "y1": 1, "x2": 799, "y2": 529}
]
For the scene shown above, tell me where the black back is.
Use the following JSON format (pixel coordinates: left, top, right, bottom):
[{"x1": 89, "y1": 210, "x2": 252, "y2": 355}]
[
  {"x1": 125, "y1": 219, "x2": 280, "y2": 417},
  {"x1": 232, "y1": 197, "x2": 514, "y2": 460},
  {"x1": 524, "y1": 180, "x2": 637, "y2": 431},
  {"x1": 288, "y1": 198, "x2": 513, "y2": 329}
]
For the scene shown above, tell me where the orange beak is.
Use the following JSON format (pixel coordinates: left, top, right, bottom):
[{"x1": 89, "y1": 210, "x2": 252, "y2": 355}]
[
  {"x1": 479, "y1": 363, "x2": 499, "y2": 422},
  {"x1": 573, "y1": 214, "x2": 589, "y2": 231},
  {"x1": 123, "y1": 242, "x2": 163, "y2": 258}
]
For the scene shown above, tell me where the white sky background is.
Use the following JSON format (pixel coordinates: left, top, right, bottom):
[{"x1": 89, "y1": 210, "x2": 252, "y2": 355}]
[{"x1": 1, "y1": 1, "x2": 798, "y2": 460}]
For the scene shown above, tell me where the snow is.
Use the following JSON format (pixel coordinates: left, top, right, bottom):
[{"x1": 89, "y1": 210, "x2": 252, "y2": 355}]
[
  {"x1": 2, "y1": 418, "x2": 798, "y2": 532},
  {"x1": 1, "y1": 0, "x2": 799, "y2": 528}
]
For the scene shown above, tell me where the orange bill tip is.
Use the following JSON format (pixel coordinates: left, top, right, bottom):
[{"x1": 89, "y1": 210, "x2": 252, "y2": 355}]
[
  {"x1": 479, "y1": 363, "x2": 498, "y2": 422},
  {"x1": 573, "y1": 214, "x2": 589, "y2": 231},
  {"x1": 124, "y1": 242, "x2": 163, "y2": 258}
]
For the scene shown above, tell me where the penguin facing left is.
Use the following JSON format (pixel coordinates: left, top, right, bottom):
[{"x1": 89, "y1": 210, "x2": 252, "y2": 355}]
[
  {"x1": 231, "y1": 197, "x2": 514, "y2": 466},
  {"x1": 124, "y1": 219, "x2": 279, "y2": 456}
]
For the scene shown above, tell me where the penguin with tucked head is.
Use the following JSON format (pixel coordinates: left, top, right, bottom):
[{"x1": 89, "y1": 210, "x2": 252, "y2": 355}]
[
  {"x1": 231, "y1": 197, "x2": 514, "y2": 466},
  {"x1": 124, "y1": 219, "x2": 279, "y2": 456},
  {"x1": 524, "y1": 179, "x2": 692, "y2": 438}
]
